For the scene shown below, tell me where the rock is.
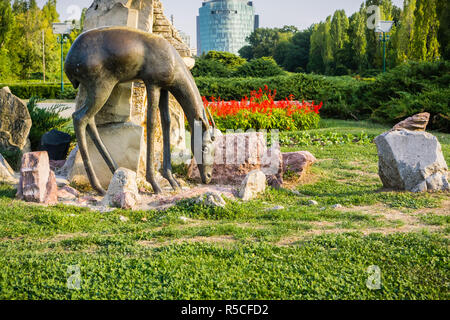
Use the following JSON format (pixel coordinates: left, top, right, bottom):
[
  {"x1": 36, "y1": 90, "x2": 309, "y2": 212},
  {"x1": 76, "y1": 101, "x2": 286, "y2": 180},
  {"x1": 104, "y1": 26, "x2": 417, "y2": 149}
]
[
  {"x1": 195, "y1": 192, "x2": 226, "y2": 208},
  {"x1": 0, "y1": 153, "x2": 18, "y2": 184},
  {"x1": 179, "y1": 216, "x2": 189, "y2": 222},
  {"x1": 0, "y1": 87, "x2": 32, "y2": 152},
  {"x1": 375, "y1": 130, "x2": 449, "y2": 192},
  {"x1": 282, "y1": 151, "x2": 317, "y2": 178},
  {"x1": 188, "y1": 132, "x2": 282, "y2": 185},
  {"x1": 392, "y1": 113, "x2": 430, "y2": 132},
  {"x1": 40, "y1": 129, "x2": 72, "y2": 161},
  {"x1": 58, "y1": 186, "x2": 79, "y2": 201},
  {"x1": 238, "y1": 170, "x2": 267, "y2": 201},
  {"x1": 308, "y1": 200, "x2": 319, "y2": 206},
  {"x1": 119, "y1": 215, "x2": 129, "y2": 222},
  {"x1": 267, "y1": 205, "x2": 285, "y2": 211},
  {"x1": 55, "y1": 175, "x2": 70, "y2": 187},
  {"x1": 102, "y1": 168, "x2": 141, "y2": 209},
  {"x1": 331, "y1": 204, "x2": 343, "y2": 209},
  {"x1": 263, "y1": 143, "x2": 284, "y2": 188},
  {"x1": 16, "y1": 152, "x2": 58, "y2": 204},
  {"x1": 50, "y1": 160, "x2": 66, "y2": 172}
]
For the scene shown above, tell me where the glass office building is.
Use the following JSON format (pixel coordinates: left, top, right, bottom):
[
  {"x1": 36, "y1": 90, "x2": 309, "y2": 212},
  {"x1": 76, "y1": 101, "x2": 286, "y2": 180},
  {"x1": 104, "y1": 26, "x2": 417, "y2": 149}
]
[{"x1": 197, "y1": 0, "x2": 259, "y2": 55}]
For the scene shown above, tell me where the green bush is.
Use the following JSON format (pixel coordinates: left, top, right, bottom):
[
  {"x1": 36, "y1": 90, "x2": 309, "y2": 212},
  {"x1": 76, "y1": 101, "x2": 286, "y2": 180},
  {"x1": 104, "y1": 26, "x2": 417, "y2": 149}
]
[
  {"x1": 0, "y1": 148, "x2": 22, "y2": 171},
  {"x1": 191, "y1": 59, "x2": 232, "y2": 78},
  {"x1": 233, "y1": 57, "x2": 286, "y2": 78},
  {"x1": 26, "y1": 97, "x2": 73, "y2": 150},
  {"x1": 0, "y1": 83, "x2": 77, "y2": 100},
  {"x1": 196, "y1": 73, "x2": 330, "y2": 101}
]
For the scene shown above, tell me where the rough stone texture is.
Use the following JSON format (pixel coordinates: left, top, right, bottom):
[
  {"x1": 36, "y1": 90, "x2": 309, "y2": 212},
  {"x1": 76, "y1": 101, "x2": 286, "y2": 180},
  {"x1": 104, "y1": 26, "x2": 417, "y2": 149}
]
[
  {"x1": 0, "y1": 153, "x2": 18, "y2": 184},
  {"x1": 282, "y1": 151, "x2": 317, "y2": 178},
  {"x1": 239, "y1": 170, "x2": 267, "y2": 201},
  {"x1": 0, "y1": 87, "x2": 32, "y2": 151},
  {"x1": 70, "y1": 0, "x2": 191, "y2": 188},
  {"x1": 392, "y1": 112, "x2": 430, "y2": 132},
  {"x1": 68, "y1": 123, "x2": 144, "y2": 189},
  {"x1": 16, "y1": 152, "x2": 58, "y2": 204},
  {"x1": 188, "y1": 132, "x2": 281, "y2": 185},
  {"x1": 102, "y1": 168, "x2": 141, "y2": 209},
  {"x1": 375, "y1": 130, "x2": 449, "y2": 192},
  {"x1": 58, "y1": 186, "x2": 79, "y2": 201}
]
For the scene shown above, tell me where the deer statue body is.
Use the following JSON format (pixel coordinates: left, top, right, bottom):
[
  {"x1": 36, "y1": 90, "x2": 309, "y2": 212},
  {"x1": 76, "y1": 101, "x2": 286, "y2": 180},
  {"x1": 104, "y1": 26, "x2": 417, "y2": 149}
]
[{"x1": 65, "y1": 26, "x2": 216, "y2": 195}]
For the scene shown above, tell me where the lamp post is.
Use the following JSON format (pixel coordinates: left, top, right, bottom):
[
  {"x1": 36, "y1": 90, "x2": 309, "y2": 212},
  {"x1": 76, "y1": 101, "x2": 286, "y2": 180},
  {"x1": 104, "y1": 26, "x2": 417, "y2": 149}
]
[
  {"x1": 375, "y1": 21, "x2": 394, "y2": 73},
  {"x1": 57, "y1": 35, "x2": 68, "y2": 92},
  {"x1": 52, "y1": 22, "x2": 73, "y2": 93}
]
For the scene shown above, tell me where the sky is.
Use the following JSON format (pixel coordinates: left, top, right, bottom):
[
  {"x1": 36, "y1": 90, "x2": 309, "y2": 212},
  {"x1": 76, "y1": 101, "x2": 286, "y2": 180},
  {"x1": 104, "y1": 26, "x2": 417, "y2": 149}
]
[{"x1": 37, "y1": 0, "x2": 404, "y2": 48}]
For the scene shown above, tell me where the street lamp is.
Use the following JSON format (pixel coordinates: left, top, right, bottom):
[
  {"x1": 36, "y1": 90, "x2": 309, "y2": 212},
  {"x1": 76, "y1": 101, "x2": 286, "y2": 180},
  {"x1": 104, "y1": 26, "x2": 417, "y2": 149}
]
[
  {"x1": 375, "y1": 21, "x2": 394, "y2": 73},
  {"x1": 52, "y1": 22, "x2": 73, "y2": 92}
]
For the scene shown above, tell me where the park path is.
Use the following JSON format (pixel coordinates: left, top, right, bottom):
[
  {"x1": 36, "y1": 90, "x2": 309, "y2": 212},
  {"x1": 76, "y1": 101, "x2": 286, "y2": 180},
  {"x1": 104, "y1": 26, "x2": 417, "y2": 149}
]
[{"x1": 36, "y1": 101, "x2": 76, "y2": 118}]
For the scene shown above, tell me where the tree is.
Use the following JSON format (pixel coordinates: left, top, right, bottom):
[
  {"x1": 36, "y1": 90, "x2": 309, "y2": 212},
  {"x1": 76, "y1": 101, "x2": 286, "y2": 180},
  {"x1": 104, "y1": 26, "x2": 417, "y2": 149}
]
[
  {"x1": 411, "y1": 0, "x2": 440, "y2": 61},
  {"x1": 233, "y1": 57, "x2": 285, "y2": 78},
  {"x1": 307, "y1": 17, "x2": 333, "y2": 74},
  {"x1": 437, "y1": 0, "x2": 450, "y2": 60},
  {"x1": 204, "y1": 51, "x2": 246, "y2": 69},
  {"x1": 0, "y1": 0, "x2": 14, "y2": 50},
  {"x1": 392, "y1": 0, "x2": 416, "y2": 63},
  {"x1": 330, "y1": 10, "x2": 350, "y2": 57}
]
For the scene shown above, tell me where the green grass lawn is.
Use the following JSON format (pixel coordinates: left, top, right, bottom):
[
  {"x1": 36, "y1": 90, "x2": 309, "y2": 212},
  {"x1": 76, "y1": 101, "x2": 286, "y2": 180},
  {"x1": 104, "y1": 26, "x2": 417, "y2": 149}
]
[{"x1": 0, "y1": 119, "x2": 448, "y2": 300}]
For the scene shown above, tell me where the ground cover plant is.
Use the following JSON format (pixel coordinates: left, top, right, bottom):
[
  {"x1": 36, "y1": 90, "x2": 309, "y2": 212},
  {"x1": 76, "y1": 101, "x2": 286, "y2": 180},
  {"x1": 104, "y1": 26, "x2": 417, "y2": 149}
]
[{"x1": 0, "y1": 119, "x2": 448, "y2": 300}]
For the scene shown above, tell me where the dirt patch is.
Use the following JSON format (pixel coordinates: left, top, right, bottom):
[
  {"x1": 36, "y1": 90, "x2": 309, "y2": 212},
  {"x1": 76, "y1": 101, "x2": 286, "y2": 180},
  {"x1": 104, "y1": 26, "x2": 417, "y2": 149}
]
[{"x1": 138, "y1": 235, "x2": 237, "y2": 248}]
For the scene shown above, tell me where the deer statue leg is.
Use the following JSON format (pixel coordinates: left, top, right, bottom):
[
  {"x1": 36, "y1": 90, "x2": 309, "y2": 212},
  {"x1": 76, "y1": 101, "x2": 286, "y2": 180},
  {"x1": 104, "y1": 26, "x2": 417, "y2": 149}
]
[
  {"x1": 160, "y1": 89, "x2": 181, "y2": 191},
  {"x1": 146, "y1": 84, "x2": 163, "y2": 194},
  {"x1": 73, "y1": 81, "x2": 116, "y2": 195},
  {"x1": 87, "y1": 119, "x2": 118, "y2": 174}
]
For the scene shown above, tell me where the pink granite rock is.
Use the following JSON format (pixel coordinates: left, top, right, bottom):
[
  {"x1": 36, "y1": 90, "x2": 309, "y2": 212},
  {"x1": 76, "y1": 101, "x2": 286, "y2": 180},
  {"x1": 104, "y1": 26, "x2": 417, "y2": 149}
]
[
  {"x1": 188, "y1": 132, "x2": 282, "y2": 185},
  {"x1": 392, "y1": 112, "x2": 430, "y2": 132},
  {"x1": 16, "y1": 151, "x2": 58, "y2": 204},
  {"x1": 282, "y1": 151, "x2": 317, "y2": 178},
  {"x1": 57, "y1": 185, "x2": 79, "y2": 201}
]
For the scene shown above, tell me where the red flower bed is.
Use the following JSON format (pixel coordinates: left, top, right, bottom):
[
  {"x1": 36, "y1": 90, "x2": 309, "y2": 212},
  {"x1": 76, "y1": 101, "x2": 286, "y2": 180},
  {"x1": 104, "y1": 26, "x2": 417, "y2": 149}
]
[
  {"x1": 203, "y1": 85, "x2": 323, "y2": 117},
  {"x1": 202, "y1": 86, "x2": 323, "y2": 131}
]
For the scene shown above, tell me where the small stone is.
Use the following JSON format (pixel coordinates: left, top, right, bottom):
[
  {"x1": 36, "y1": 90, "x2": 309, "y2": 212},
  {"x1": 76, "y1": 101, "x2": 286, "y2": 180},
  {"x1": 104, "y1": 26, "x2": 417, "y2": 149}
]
[
  {"x1": 282, "y1": 151, "x2": 317, "y2": 178},
  {"x1": 58, "y1": 188, "x2": 77, "y2": 201},
  {"x1": 180, "y1": 216, "x2": 189, "y2": 222},
  {"x1": 119, "y1": 215, "x2": 129, "y2": 222},
  {"x1": 141, "y1": 217, "x2": 148, "y2": 222},
  {"x1": 331, "y1": 204, "x2": 343, "y2": 209},
  {"x1": 55, "y1": 175, "x2": 70, "y2": 187},
  {"x1": 102, "y1": 168, "x2": 141, "y2": 210},
  {"x1": 238, "y1": 170, "x2": 267, "y2": 201},
  {"x1": 268, "y1": 205, "x2": 285, "y2": 211},
  {"x1": 16, "y1": 152, "x2": 58, "y2": 205},
  {"x1": 308, "y1": 200, "x2": 319, "y2": 206}
]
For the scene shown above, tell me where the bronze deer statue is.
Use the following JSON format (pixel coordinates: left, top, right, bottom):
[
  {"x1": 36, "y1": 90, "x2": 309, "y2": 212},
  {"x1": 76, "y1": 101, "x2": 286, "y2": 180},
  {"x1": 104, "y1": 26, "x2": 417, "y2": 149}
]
[{"x1": 64, "y1": 26, "x2": 216, "y2": 195}]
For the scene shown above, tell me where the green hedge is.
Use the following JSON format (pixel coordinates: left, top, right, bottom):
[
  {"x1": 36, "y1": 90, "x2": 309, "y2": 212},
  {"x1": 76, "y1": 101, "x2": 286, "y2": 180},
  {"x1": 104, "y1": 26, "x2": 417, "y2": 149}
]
[
  {"x1": 0, "y1": 83, "x2": 77, "y2": 100},
  {"x1": 1, "y1": 61, "x2": 448, "y2": 131}
]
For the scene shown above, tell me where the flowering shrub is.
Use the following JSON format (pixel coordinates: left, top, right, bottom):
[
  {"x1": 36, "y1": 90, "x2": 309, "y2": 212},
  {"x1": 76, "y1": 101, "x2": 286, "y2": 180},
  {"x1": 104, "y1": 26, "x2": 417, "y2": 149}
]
[{"x1": 203, "y1": 86, "x2": 323, "y2": 131}]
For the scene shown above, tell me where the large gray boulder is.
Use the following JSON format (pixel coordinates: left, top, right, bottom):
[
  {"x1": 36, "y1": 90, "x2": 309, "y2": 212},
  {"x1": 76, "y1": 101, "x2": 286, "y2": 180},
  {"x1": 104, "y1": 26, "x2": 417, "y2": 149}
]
[
  {"x1": 0, "y1": 87, "x2": 32, "y2": 152},
  {"x1": 375, "y1": 130, "x2": 449, "y2": 192}
]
